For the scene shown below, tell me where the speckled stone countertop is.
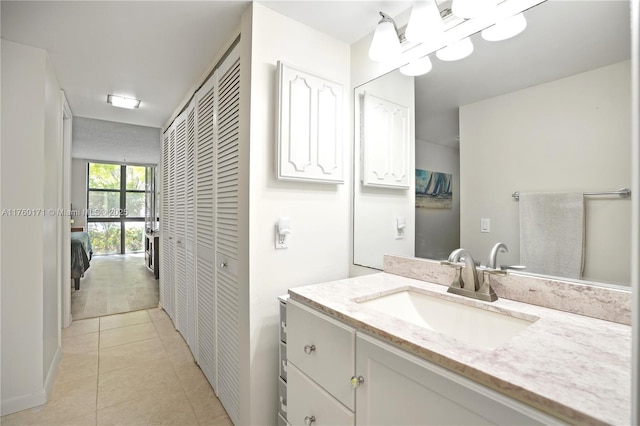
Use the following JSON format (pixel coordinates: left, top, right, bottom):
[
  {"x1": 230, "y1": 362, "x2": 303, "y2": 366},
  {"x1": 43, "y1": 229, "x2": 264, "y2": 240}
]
[{"x1": 288, "y1": 273, "x2": 631, "y2": 425}]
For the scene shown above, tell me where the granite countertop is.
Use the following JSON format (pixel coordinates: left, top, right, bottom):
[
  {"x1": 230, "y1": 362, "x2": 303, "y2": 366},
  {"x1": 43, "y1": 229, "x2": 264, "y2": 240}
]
[{"x1": 288, "y1": 272, "x2": 631, "y2": 425}]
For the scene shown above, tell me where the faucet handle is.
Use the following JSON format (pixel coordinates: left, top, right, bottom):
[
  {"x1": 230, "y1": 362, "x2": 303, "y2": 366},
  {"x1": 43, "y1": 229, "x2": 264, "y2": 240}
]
[{"x1": 483, "y1": 267, "x2": 508, "y2": 276}]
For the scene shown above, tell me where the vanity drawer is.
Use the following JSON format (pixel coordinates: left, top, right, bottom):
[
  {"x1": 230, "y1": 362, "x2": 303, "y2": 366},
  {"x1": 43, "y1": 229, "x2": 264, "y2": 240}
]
[
  {"x1": 288, "y1": 363, "x2": 355, "y2": 426},
  {"x1": 287, "y1": 299, "x2": 355, "y2": 410}
]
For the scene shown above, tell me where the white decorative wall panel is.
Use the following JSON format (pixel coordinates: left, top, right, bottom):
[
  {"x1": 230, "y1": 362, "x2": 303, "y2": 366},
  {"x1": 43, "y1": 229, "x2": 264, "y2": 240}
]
[
  {"x1": 276, "y1": 62, "x2": 343, "y2": 183},
  {"x1": 362, "y1": 93, "x2": 410, "y2": 189}
]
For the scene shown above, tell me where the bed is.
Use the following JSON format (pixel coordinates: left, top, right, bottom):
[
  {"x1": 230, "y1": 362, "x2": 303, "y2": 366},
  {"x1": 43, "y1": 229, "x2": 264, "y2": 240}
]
[{"x1": 71, "y1": 231, "x2": 92, "y2": 290}]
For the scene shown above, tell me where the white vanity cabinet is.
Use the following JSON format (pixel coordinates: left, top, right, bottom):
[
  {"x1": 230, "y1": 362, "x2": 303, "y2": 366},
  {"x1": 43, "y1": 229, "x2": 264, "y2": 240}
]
[
  {"x1": 287, "y1": 299, "x2": 356, "y2": 425},
  {"x1": 287, "y1": 299, "x2": 562, "y2": 426}
]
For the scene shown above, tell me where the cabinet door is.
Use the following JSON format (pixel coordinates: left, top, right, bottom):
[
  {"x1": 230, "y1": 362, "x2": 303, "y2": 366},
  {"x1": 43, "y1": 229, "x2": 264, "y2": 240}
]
[
  {"x1": 361, "y1": 92, "x2": 410, "y2": 189},
  {"x1": 276, "y1": 62, "x2": 344, "y2": 183},
  {"x1": 288, "y1": 363, "x2": 355, "y2": 426},
  {"x1": 355, "y1": 334, "x2": 558, "y2": 426},
  {"x1": 287, "y1": 299, "x2": 356, "y2": 410}
]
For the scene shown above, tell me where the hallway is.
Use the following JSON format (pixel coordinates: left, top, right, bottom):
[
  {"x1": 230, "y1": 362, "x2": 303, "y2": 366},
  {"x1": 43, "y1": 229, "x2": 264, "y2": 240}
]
[{"x1": 0, "y1": 309, "x2": 232, "y2": 425}]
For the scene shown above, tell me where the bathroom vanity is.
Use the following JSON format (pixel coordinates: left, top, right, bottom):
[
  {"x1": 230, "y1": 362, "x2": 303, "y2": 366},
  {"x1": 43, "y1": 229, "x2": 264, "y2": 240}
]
[{"x1": 286, "y1": 256, "x2": 631, "y2": 425}]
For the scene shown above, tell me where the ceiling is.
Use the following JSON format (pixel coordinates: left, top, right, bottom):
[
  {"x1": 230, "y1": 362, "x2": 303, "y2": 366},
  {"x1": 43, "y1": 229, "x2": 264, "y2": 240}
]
[
  {"x1": 1, "y1": 0, "x2": 631, "y2": 141},
  {"x1": 0, "y1": 0, "x2": 410, "y2": 129}
]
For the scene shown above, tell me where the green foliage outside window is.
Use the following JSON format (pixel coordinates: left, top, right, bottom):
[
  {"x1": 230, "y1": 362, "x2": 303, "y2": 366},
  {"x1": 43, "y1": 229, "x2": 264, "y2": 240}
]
[{"x1": 88, "y1": 163, "x2": 149, "y2": 255}]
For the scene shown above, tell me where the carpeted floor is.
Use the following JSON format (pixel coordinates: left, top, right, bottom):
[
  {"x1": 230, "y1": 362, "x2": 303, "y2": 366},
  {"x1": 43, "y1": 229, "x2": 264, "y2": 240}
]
[{"x1": 71, "y1": 253, "x2": 160, "y2": 320}]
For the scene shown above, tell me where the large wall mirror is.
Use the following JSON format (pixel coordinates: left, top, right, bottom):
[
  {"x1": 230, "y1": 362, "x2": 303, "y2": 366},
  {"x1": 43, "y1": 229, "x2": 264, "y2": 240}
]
[{"x1": 354, "y1": 0, "x2": 632, "y2": 288}]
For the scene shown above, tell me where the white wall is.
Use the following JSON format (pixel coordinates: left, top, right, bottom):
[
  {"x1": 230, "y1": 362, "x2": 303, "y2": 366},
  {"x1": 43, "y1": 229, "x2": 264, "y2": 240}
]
[
  {"x1": 353, "y1": 70, "x2": 415, "y2": 270},
  {"x1": 245, "y1": 3, "x2": 351, "y2": 424},
  {"x1": 71, "y1": 158, "x2": 88, "y2": 230},
  {"x1": 72, "y1": 117, "x2": 161, "y2": 165},
  {"x1": 42, "y1": 54, "x2": 62, "y2": 383},
  {"x1": 1, "y1": 39, "x2": 62, "y2": 414},
  {"x1": 460, "y1": 60, "x2": 631, "y2": 285},
  {"x1": 415, "y1": 139, "x2": 460, "y2": 260}
]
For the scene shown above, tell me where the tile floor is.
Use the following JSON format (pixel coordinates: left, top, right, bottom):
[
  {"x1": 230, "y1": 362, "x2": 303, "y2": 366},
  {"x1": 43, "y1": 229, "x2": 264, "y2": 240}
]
[{"x1": 1, "y1": 309, "x2": 232, "y2": 426}]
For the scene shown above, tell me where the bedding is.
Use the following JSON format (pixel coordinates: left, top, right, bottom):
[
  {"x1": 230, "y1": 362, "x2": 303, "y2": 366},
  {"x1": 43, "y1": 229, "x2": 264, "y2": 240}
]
[{"x1": 71, "y1": 231, "x2": 92, "y2": 290}]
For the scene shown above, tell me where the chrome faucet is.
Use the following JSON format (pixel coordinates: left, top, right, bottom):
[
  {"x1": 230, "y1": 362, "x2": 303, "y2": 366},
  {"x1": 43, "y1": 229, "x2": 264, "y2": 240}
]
[
  {"x1": 486, "y1": 242, "x2": 508, "y2": 269},
  {"x1": 441, "y1": 248, "x2": 500, "y2": 302}
]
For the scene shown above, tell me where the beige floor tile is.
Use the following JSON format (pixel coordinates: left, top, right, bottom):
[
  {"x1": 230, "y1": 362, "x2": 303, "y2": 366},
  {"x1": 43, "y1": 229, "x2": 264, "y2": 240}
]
[
  {"x1": 209, "y1": 414, "x2": 234, "y2": 426},
  {"x1": 1, "y1": 375, "x2": 98, "y2": 425},
  {"x1": 56, "y1": 351, "x2": 99, "y2": 384},
  {"x1": 99, "y1": 322, "x2": 158, "y2": 349},
  {"x1": 147, "y1": 308, "x2": 170, "y2": 323},
  {"x1": 63, "y1": 318, "x2": 100, "y2": 338},
  {"x1": 99, "y1": 310, "x2": 151, "y2": 331},
  {"x1": 161, "y1": 334, "x2": 195, "y2": 365},
  {"x1": 63, "y1": 332, "x2": 100, "y2": 355},
  {"x1": 152, "y1": 317, "x2": 179, "y2": 339},
  {"x1": 98, "y1": 337, "x2": 167, "y2": 374},
  {"x1": 97, "y1": 387, "x2": 198, "y2": 426},
  {"x1": 97, "y1": 357, "x2": 182, "y2": 410}
]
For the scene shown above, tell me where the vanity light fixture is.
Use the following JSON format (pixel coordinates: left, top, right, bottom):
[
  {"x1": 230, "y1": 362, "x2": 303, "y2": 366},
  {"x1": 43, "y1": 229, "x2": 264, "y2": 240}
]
[
  {"x1": 368, "y1": 11, "x2": 402, "y2": 62},
  {"x1": 481, "y1": 12, "x2": 527, "y2": 41},
  {"x1": 107, "y1": 94, "x2": 141, "y2": 109},
  {"x1": 405, "y1": 0, "x2": 445, "y2": 44},
  {"x1": 400, "y1": 55, "x2": 433, "y2": 76},
  {"x1": 452, "y1": 0, "x2": 497, "y2": 19},
  {"x1": 436, "y1": 36, "x2": 474, "y2": 61}
]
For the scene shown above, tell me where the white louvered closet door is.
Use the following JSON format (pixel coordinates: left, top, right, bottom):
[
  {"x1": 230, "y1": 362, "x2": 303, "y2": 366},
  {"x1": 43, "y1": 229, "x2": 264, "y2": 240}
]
[
  {"x1": 160, "y1": 132, "x2": 171, "y2": 313},
  {"x1": 163, "y1": 126, "x2": 177, "y2": 321},
  {"x1": 174, "y1": 113, "x2": 188, "y2": 334},
  {"x1": 214, "y1": 46, "x2": 241, "y2": 426},
  {"x1": 195, "y1": 74, "x2": 218, "y2": 390},
  {"x1": 185, "y1": 102, "x2": 197, "y2": 355}
]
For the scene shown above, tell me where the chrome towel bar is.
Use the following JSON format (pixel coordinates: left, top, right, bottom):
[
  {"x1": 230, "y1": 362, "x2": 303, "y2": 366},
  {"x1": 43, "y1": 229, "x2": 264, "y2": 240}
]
[{"x1": 512, "y1": 188, "x2": 631, "y2": 201}]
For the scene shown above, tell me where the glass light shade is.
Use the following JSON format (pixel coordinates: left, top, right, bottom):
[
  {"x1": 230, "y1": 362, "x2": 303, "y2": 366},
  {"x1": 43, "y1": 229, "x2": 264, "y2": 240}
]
[
  {"x1": 368, "y1": 19, "x2": 401, "y2": 62},
  {"x1": 452, "y1": 0, "x2": 497, "y2": 19},
  {"x1": 400, "y1": 56, "x2": 433, "y2": 76},
  {"x1": 405, "y1": 0, "x2": 445, "y2": 44},
  {"x1": 481, "y1": 13, "x2": 527, "y2": 41},
  {"x1": 436, "y1": 37, "x2": 474, "y2": 61},
  {"x1": 107, "y1": 94, "x2": 140, "y2": 109}
]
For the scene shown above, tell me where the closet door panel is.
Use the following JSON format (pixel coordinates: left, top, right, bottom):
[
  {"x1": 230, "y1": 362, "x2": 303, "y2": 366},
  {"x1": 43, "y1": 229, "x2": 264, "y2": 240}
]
[
  {"x1": 215, "y1": 50, "x2": 241, "y2": 426},
  {"x1": 185, "y1": 103, "x2": 197, "y2": 355},
  {"x1": 195, "y1": 76, "x2": 218, "y2": 390},
  {"x1": 174, "y1": 115, "x2": 188, "y2": 335},
  {"x1": 160, "y1": 133, "x2": 171, "y2": 317},
  {"x1": 164, "y1": 126, "x2": 176, "y2": 320}
]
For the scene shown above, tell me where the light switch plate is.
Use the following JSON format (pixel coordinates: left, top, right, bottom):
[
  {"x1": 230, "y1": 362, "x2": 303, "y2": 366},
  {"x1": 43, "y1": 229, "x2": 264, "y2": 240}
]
[{"x1": 481, "y1": 218, "x2": 491, "y2": 233}]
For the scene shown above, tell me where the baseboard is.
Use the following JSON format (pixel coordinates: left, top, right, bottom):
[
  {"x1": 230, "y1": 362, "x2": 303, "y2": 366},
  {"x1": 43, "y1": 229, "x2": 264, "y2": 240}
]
[
  {"x1": 0, "y1": 389, "x2": 46, "y2": 416},
  {"x1": 44, "y1": 345, "x2": 62, "y2": 397},
  {"x1": 1, "y1": 345, "x2": 62, "y2": 416}
]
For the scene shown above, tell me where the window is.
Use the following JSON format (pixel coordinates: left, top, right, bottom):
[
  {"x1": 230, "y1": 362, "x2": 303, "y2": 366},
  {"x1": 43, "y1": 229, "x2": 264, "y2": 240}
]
[{"x1": 87, "y1": 163, "x2": 149, "y2": 255}]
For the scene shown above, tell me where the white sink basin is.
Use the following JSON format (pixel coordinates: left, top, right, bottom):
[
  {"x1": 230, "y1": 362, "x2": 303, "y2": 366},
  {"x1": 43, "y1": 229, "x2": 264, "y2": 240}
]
[{"x1": 357, "y1": 289, "x2": 537, "y2": 350}]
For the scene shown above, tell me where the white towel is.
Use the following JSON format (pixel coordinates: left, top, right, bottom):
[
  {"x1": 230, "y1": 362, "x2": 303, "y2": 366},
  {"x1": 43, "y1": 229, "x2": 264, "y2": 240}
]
[{"x1": 519, "y1": 192, "x2": 585, "y2": 279}]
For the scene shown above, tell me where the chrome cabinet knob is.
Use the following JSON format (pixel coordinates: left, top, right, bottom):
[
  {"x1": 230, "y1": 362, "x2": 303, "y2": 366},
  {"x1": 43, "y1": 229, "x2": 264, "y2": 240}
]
[
  {"x1": 350, "y1": 375, "x2": 365, "y2": 389},
  {"x1": 220, "y1": 262, "x2": 227, "y2": 268},
  {"x1": 304, "y1": 415, "x2": 316, "y2": 425},
  {"x1": 303, "y1": 344, "x2": 316, "y2": 354}
]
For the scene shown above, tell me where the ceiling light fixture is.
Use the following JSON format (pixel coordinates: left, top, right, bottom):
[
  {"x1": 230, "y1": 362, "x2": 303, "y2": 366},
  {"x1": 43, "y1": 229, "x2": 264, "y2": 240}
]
[
  {"x1": 107, "y1": 94, "x2": 141, "y2": 109},
  {"x1": 436, "y1": 37, "x2": 474, "y2": 61},
  {"x1": 405, "y1": 0, "x2": 445, "y2": 44},
  {"x1": 452, "y1": 0, "x2": 497, "y2": 19},
  {"x1": 368, "y1": 11, "x2": 402, "y2": 62},
  {"x1": 481, "y1": 12, "x2": 527, "y2": 41},
  {"x1": 400, "y1": 56, "x2": 433, "y2": 76}
]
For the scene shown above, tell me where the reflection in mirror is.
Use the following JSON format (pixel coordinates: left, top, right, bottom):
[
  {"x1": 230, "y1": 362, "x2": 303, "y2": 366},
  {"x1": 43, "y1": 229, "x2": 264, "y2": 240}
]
[{"x1": 354, "y1": 0, "x2": 631, "y2": 287}]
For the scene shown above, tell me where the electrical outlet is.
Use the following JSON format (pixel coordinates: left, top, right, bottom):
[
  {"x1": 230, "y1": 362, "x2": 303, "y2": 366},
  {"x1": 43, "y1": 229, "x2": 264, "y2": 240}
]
[{"x1": 275, "y1": 227, "x2": 288, "y2": 249}]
